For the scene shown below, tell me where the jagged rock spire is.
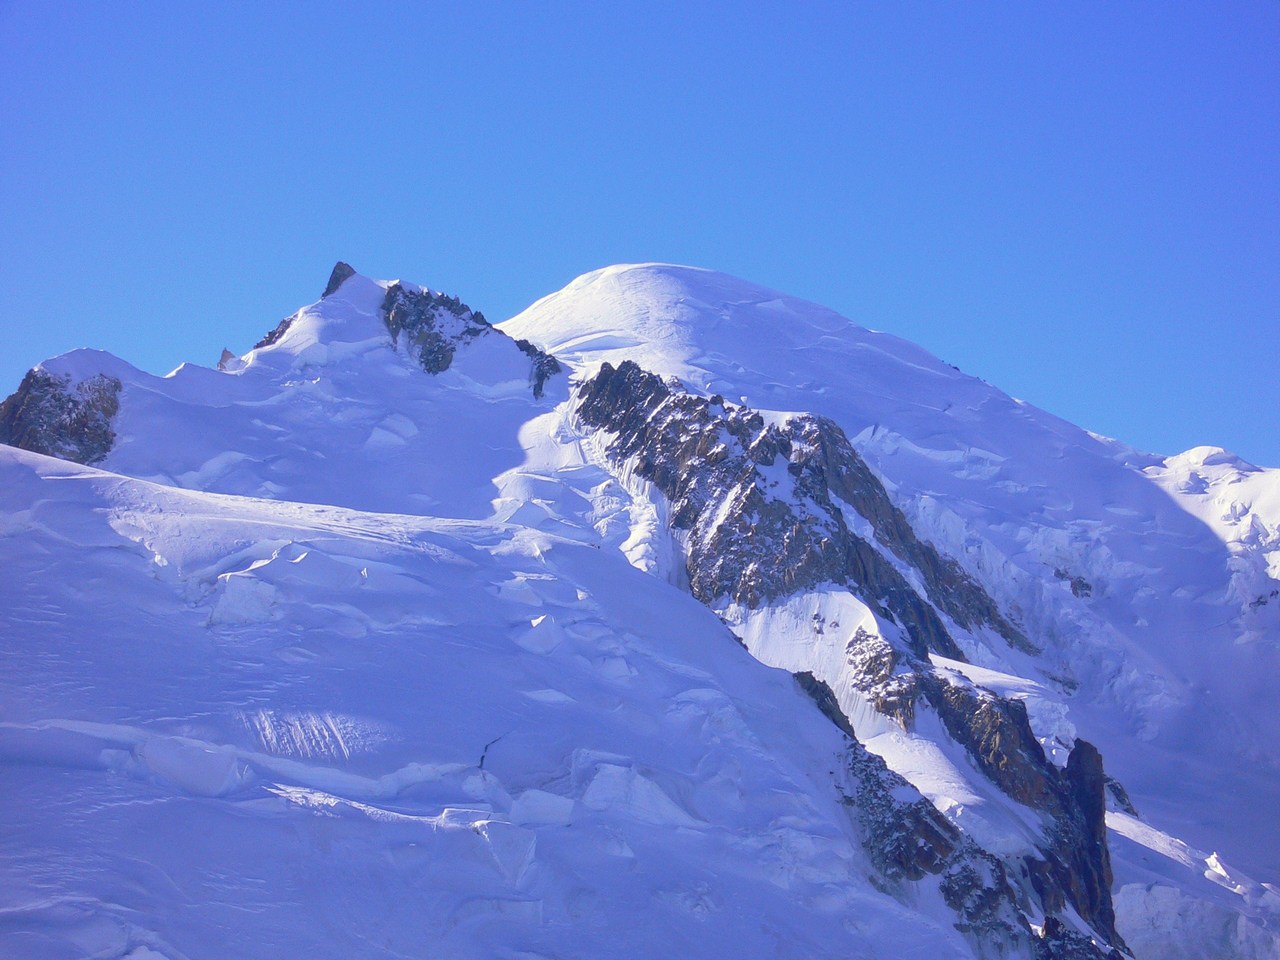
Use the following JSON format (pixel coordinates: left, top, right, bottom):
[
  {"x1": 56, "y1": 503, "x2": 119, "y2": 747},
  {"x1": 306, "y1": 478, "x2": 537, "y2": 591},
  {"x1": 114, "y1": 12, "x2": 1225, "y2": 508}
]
[{"x1": 323, "y1": 261, "x2": 357, "y2": 298}]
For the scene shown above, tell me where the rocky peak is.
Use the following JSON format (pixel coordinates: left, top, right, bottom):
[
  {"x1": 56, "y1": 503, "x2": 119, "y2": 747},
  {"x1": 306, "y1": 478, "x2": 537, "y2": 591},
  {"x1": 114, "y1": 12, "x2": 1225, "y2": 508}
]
[
  {"x1": 247, "y1": 266, "x2": 563, "y2": 398},
  {"x1": 1061, "y1": 740, "x2": 1117, "y2": 943},
  {"x1": 0, "y1": 369, "x2": 121, "y2": 465},
  {"x1": 381, "y1": 281, "x2": 492, "y2": 374},
  {"x1": 323, "y1": 261, "x2": 357, "y2": 298},
  {"x1": 217, "y1": 348, "x2": 245, "y2": 372},
  {"x1": 924, "y1": 674, "x2": 1124, "y2": 950},
  {"x1": 254, "y1": 262, "x2": 356, "y2": 349}
]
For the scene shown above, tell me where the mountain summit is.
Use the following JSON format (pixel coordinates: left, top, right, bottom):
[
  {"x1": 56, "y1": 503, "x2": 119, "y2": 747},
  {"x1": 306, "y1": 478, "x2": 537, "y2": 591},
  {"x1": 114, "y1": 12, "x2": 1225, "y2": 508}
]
[{"x1": 2, "y1": 263, "x2": 1277, "y2": 960}]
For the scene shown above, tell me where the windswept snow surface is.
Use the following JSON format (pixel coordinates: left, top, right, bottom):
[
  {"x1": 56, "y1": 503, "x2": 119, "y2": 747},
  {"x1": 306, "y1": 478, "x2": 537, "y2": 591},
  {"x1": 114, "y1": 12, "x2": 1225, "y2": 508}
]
[{"x1": 0, "y1": 448, "x2": 971, "y2": 960}]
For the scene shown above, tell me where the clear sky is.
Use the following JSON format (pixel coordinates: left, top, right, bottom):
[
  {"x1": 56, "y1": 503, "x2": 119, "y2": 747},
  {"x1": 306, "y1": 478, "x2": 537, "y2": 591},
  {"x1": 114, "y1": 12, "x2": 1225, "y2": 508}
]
[{"x1": 2, "y1": 2, "x2": 1276, "y2": 464}]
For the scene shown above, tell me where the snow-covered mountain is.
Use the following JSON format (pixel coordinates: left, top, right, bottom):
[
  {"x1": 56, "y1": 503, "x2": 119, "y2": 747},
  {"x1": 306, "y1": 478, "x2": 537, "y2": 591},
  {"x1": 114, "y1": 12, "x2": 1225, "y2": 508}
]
[{"x1": 2, "y1": 262, "x2": 1277, "y2": 959}]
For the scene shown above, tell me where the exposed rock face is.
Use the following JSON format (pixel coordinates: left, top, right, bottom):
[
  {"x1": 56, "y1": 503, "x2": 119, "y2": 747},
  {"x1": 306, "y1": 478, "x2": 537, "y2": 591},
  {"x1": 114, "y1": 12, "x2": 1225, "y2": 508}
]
[
  {"x1": 1055, "y1": 568, "x2": 1094, "y2": 599},
  {"x1": 790, "y1": 414, "x2": 1031, "y2": 652},
  {"x1": 795, "y1": 673, "x2": 1121, "y2": 959},
  {"x1": 322, "y1": 261, "x2": 357, "y2": 298},
  {"x1": 253, "y1": 313, "x2": 297, "y2": 350},
  {"x1": 1060, "y1": 740, "x2": 1117, "y2": 946},
  {"x1": 925, "y1": 675, "x2": 1060, "y2": 810},
  {"x1": 794, "y1": 670, "x2": 860, "y2": 739},
  {"x1": 255, "y1": 267, "x2": 563, "y2": 396},
  {"x1": 253, "y1": 262, "x2": 354, "y2": 348},
  {"x1": 926, "y1": 675, "x2": 1124, "y2": 950},
  {"x1": 576, "y1": 359, "x2": 1028, "y2": 660},
  {"x1": 1035, "y1": 917, "x2": 1127, "y2": 960},
  {"x1": 381, "y1": 282, "x2": 489, "y2": 374},
  {"x1": 1104, "y1": 776, "x2": 1139, "y2": 817},
  {"x1": 844, "y1": 627, "x2": 922, "y2": 725},
  {"x1": 845, "y1": 626, "x2": 897, "y2": 691},
  {"x1": 380, "y1": 283, "x2": 561, "y2": 396},
  {"x1": 578, "y1": 360, "x2": 1128, "y2": 956},
  {"x1": 0, "y1": 370, "x2": 121, "y2": 465},
  {"x1": 513, "y1": 336, "x2": 563, "y2": 399}
]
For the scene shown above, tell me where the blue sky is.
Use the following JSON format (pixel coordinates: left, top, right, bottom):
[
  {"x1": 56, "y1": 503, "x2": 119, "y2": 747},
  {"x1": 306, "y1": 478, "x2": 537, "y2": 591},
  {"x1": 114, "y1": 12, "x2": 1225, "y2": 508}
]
[{"x1": 2, "y1": 2, "x2": 1277, "y2": 464}]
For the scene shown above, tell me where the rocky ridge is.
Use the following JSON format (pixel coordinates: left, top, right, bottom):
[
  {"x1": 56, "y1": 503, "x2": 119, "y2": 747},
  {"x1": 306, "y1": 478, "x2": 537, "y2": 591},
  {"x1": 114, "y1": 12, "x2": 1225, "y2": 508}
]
[
  {"x1": 575, "y1": 358, "x2": 1127, "y2": 954},
  {"x1": 1, "y1": 264, "x2": 565, "y2": 473},
  {"x1": 576, "y1": 360, "x2": 1024, "y2": 653},
  {"x1": 797, "y1": 673, "x2": 1123, "y2": 959}
]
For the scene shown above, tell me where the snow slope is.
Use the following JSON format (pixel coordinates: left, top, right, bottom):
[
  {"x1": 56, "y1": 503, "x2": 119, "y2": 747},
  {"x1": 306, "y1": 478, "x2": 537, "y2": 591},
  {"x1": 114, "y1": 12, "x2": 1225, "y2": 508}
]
[
  {"x1": 3, "y1": 262, "x2": 1278, "y2": 958},
  {"x1": 0, "y1": 447, "x2": 975, "y2": 960},
  {"x1": 37, "y1": 270, "x2": 564, "y2": 518},
  {"x1": 502, "y1": 263, "x2": 1280, "y2": 954}
]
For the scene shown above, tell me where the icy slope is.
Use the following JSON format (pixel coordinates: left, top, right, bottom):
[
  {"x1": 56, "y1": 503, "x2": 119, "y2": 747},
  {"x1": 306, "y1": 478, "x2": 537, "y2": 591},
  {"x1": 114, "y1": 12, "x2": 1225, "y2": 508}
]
[
  {"x1": 0, "y1": 446, "x2": 982, "y2": 960},
  {"x1": 1146, "y1": 446, "x2": 1280, "y2": 645}
]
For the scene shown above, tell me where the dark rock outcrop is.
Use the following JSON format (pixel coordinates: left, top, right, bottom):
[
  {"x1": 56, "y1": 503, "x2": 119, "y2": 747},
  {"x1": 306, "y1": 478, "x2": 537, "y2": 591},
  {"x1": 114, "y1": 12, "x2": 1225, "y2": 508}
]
[
  {"x1": 254, "y1": 261, "x2": 354, "y2": 349},
  {"x1": 791, "y1": 415, "x2": 1031, "y2": 652},
  {"x1": 844, "y1": 627, "x2": 923, "y2": 725},
  {"x1": 255, "y1": 270, "x2": 563, "y2": 396},
  {"x1": 796, "y1": 673, "x2": 1120, "y2": 959},
  {"x1": 926, "y1": 674, "x2": 1124, "y2": 951},
  {"x1": 794, "y1": 671, "x2": 860, "y2": 740},
  {"x1": 1055, "y1": 568, "x2": 1093, "y2": 599},
  {"x1": 577, "y1": 359, "x2": 1127, "y2": 956},
  {"x1": 0, "y1": 369, "x2": 121, "y2": 465},
  {"x1": 380, "y1": 283, "x2": 561, "y2": 396},
  {"x1": 1104, "y1": 776, "x2": 1139, "y2": 817},
  {"x1": 382, "y1": 282, "x2": 489, "y2": 375},
  {"x1": 323, "y1": 261, "x2": 357, "y2": 298},
  {"x1": 1058, "y1": 740, "x2": 1117, "y2": 946},
  {"x1": 796, "y1": 673, "x2": 968, "y2": 888},
  {"x1": 513, "y1": 337, "x2": 563, "y2": 399},
  {"x1": 253, "y1": 313, "x2": 297, "y2": 350},
  {"x1": 575, "y1": 359, "x2": 1029, "y2": 660},
  {"x1": 1035, "y1": 917, "x2": 1127, "y2": 960},
  {"x1": 924, "y1": 675, "x2": 1061, "y2": 810}
]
